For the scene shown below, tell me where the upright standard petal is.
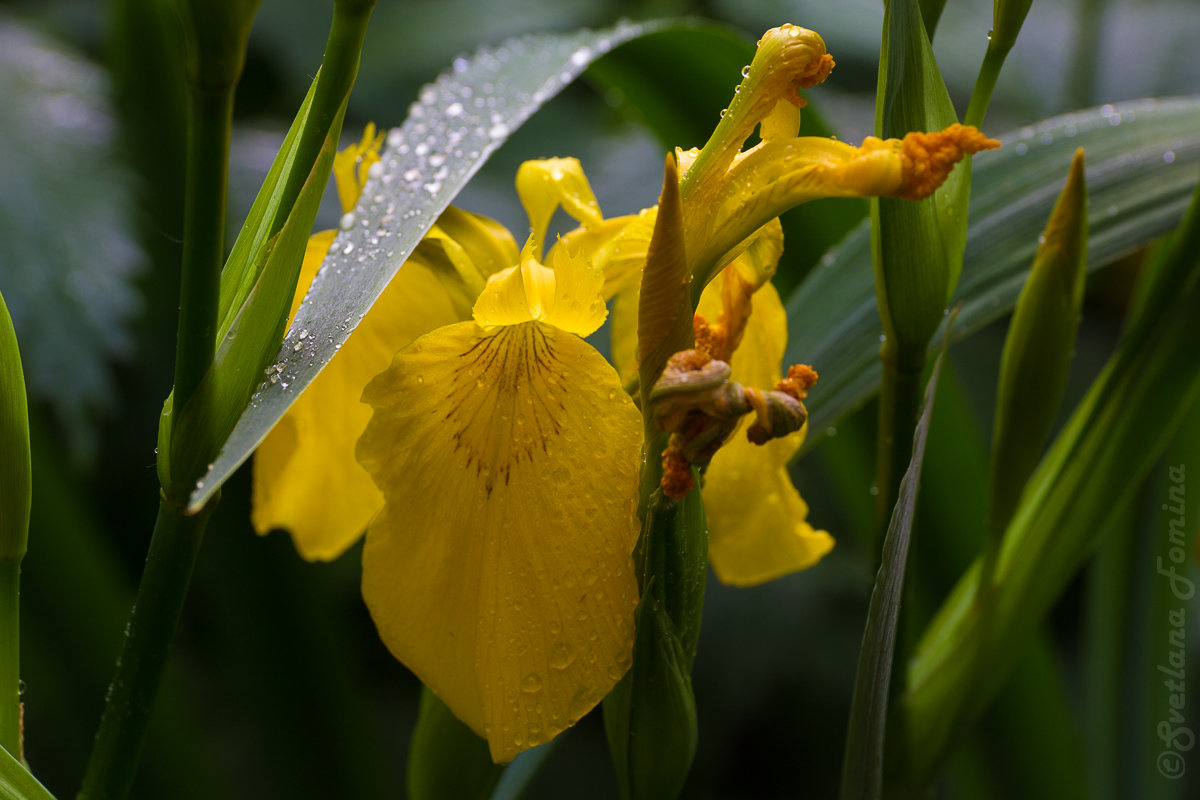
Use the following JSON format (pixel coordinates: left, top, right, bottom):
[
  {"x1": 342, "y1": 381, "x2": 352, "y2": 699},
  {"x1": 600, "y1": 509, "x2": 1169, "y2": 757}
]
[
  {"x1": 697, "y1": 273, "x2": 833, "y2": 586},
  {"x1": 357, "y1": 320, "x2": 642, "y2": 762}
]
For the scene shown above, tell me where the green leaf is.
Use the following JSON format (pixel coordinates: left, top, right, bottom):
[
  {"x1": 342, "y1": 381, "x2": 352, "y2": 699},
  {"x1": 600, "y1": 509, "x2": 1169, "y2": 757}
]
[
  {"x1": 0, "y1": 291, "x2": 29, "y2": 564},
  {"x1": 894, "y1": 176, "x2": 1200, "y2": 785},
  {"x1": 187, "y1": 19, "x2": 665, "y2": 510},
  {"x1": 408, "y1": 688, "x2": 502, "y2": 800},
  {"x1": 788, "y1": 97, "x2": 1200, "y2": 446},
  {"x1": 987, "y1": 148, "x2": 1088, "y2": 541},
  {"x1": 216, "y1": 77, "x2": 318, "y2": 345},
  {"x1": 0, "y1": 743, "x2": 56, "y2": 800},
  {"x1": 839, "y1": 328, "x2": 950, "y2": 800}
]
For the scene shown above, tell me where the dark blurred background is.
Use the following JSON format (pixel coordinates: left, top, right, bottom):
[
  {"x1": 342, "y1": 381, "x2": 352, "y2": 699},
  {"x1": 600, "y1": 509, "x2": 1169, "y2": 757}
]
[{"x1": 1, "y1": 0, "x2": 1198, "y2": 797}]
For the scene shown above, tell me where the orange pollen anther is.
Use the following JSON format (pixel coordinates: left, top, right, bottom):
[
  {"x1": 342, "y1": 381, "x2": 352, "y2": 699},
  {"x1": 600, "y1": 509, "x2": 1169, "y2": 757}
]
[
  {"x1": 799, "y1": 52, "x2": 836, "y2": 89},
  {"x1": 898, "y1": 124, "x2": 1001, "y2": 201},
  {"x1": 777, "y1": 364, "x2": 818, "y2": 402},
  {"x1": 693, "y1": 315, "x2": 720, "y2": 361},
  {"x1": 661, "y1": 437, "x2": 695, "y2": 500}
]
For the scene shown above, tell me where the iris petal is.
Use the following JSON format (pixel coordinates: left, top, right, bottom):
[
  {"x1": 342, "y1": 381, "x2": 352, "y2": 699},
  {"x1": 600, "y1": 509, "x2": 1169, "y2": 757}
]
[
  {"x1": 357, "y1": 320, "x2": 642, "y2": 762},
  {"x1": 252, "y1": 240, "x2": 462, "y2": 561},
  {"x1": 697, "y1": 275, "x2": 834, "y2": 586}
]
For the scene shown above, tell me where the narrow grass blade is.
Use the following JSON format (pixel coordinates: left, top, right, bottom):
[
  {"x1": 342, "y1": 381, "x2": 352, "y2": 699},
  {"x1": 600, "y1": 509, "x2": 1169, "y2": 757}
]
[{"x1": 840, "y1": 324, "x2": 952, "y2": 800}]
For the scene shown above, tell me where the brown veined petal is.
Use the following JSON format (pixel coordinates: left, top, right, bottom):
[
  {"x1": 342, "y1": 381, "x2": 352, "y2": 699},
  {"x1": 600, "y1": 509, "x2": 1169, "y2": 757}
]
[
  {"x1": 251, "y1": 252, "x2": 463, "y2": 561},
  {"x1": 697, "y1": 274, "x2": 833, "y2": 586},
  {"x1": 357, "y1": 321, "x2": 642, "y2": 762}
]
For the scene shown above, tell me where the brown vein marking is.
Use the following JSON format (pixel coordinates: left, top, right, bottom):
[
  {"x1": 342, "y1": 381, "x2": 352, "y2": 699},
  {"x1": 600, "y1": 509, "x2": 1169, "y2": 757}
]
[{"x1": 443, "y1": 324, "x2": 568, "y2": 496}]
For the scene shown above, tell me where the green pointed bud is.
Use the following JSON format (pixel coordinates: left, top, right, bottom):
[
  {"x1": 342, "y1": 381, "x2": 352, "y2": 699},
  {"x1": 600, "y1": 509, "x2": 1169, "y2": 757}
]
[
  {"x1": 0, "y1": 290, "x2": 29, "y2": 760},
  {"x1": 989, "y1": 0, "x2": 1035, "y2": 57},
  {"x1": 603, "y1": 590, "x2": 699, "y2": 800},
  {"x1": 988, "y1": 148, "x2": 1088, "y2": 538},
  {"x1": 0, "y1": 292, "x2": 29, "y2": 565},
  {"x1": 172, "y1": 0, "x2": 263, "y2": 90},
  {"x1": 605, "y1": 488, "x2": 707, "y2": 800},
  {"x1": 407, "y1": 688, "x2": 502, "y2": 800}
]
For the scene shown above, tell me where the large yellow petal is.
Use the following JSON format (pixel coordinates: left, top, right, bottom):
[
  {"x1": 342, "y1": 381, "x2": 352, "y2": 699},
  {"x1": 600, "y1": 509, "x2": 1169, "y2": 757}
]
[
  {"x1": 698, "y1": 275, "x2": 834, "y2": 586},
  {"x1": 357, "y1": 320, "x2": 642, "y2": 762},
  {"x1": 252, "y1": 254, "x2": 463, "y2": 561}
]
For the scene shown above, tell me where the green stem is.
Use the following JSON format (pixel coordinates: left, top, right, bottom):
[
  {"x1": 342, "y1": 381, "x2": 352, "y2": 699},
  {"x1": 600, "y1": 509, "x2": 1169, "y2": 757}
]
[
  {"x1": 964, "y1": 46, "x2": 1008, "y2": 129},
  {"x1": 0, "y1": 558, "x2": 19, "y2": 760},
  {"x1": 79, "y1": 496, "x2": 216, "y2": 800},
  {"x1": 873, "y1": 348, "x2": 924, "y2": 559},
  {"x1": 171, "y1": 81, "x2": 234, "y2": 437},
  {"x1": 272, "y1": 0, "x2": 375, "y2": 237}
]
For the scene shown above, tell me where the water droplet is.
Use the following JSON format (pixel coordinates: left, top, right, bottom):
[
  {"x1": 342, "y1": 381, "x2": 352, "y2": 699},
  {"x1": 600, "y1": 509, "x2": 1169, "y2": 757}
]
[
  {"x1": 741, "y1": 65, "x2": 751, "y2": 78},
  {"x1": 1015, "y1": 143, "x2": 1028, "y2": 156},
  {"x1": 1040, "y1": 132, "x2": 1054, "y2": 145},
  {"x1": 342, "y1": 241, "x2": 355, "y2": 255},
  {"x1": 719, "y1": 108, "x2": 727, "y2": 119},
  {"x1": 1164, "y1": 150, "x2": 1176, "y2": 164},
  {"x1": 339, "y1": 212, "x2": 356, "y2": 230},
  {"x1": 488, "y1": 122, "x2": 509, "y2": 139},
  {"x1": 550, "y1": 643, "x2": 576, "y2": 670},
  {"x1": 367, "y1": 161, "x2": 384, "y2": 179},
  {"x1": 386, "y1": 128, "x2": 403, "y2": 148},
  {"x1": 521, "y1": 673, "x2": 543, "y2": 694},
  {"x1": 869, "y1": 485, "x2": 880, "y2": 497},
  {"x1": 986, "y1": 29, "x2": 993, "y2": 40},
  {"x1": 299, "y1": 329, "x2": 309, "y2": 340}
]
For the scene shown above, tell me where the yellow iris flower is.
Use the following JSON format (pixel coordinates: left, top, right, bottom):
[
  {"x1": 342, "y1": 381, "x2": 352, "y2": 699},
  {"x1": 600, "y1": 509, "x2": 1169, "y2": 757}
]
[{"x1": 252, "y1": 22, "x2": 998, "y2": 763}]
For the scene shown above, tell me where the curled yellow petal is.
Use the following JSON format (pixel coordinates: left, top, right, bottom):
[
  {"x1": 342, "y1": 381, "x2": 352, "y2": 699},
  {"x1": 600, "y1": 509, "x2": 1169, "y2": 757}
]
[
  {"x1": 356, "y1": 320, "x2": 642, "y2": 762},
  {"x1": 685, "y1": 24, "x2": 833, "y2": 188},
  {"x1": 332, "y1": 122, "x2": 384, "y2": 213},
  {"x1": 516, "y1": 157, "x2": 603, "y2": 259},
  {"x1": 697, "y1": 274, "x2": 833, "y2": 586}
]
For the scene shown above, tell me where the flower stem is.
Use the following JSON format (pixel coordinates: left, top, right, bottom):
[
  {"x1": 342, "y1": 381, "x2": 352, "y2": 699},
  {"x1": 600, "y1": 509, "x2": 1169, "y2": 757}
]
[
  {"x1": 272, "y1": 0, "x2": 375, "y2": 238},
  {"x1": 79, "y1": 496, "x2": 216, "y2": 800},
  {"x1": 963, "y1": 47, "x2": 1006, "y2": 130},
  {"x1": 0, "y1": 558, "x2": 19, "y2": 760},
  {"x1": 872, "y1": 347, "x2": 924, "y2": 559},
  {"x1": 171, "y1": 80, "x2": 235, "y2": 447}
]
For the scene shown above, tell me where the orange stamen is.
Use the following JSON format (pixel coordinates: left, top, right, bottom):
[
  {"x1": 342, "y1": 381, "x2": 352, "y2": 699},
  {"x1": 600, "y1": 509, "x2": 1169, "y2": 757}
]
[{"x1": 899, "y1": 124, "x2": 1001, "y2": 201}]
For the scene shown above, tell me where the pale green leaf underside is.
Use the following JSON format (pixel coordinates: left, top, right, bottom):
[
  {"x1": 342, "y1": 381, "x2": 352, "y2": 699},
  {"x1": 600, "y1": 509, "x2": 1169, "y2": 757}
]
[
  {"x1": 189, "y1": 20, "x2": 662, "y2": 510},
  {"x1": 1, "y1": 743, "x2": 57, "y2": 800},
  {"x1": 788, "y1": 97, "x2": 1200, "y2": 445}
]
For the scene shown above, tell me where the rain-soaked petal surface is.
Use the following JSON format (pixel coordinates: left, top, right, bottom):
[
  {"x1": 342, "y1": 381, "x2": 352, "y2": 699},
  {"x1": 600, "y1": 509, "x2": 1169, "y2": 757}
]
[{"x1": 357, "y1": 320, "x2": 642, "y2": 762}]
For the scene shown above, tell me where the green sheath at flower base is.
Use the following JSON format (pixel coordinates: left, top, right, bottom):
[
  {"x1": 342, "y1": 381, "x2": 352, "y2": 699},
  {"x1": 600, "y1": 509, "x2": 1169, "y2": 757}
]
[
  {"x1": 988, "y1": 149, "x2": 1088, "y2": 545},
  {"x1": 0, "y1": 290, "x2": 30, "y2": 761},
  {"x1": 172, "y1": 0, "x2": 263, "y2": 90}
]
